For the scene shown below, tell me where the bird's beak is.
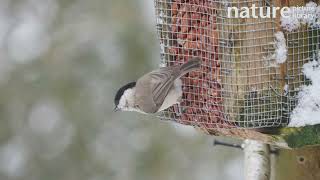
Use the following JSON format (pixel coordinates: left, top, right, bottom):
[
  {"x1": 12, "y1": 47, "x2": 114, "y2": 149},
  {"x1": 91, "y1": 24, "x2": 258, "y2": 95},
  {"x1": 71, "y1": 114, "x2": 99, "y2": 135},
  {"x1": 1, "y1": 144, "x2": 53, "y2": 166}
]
[{"x1": 114, "y1": 107, "x2": 120, "y2": 112}]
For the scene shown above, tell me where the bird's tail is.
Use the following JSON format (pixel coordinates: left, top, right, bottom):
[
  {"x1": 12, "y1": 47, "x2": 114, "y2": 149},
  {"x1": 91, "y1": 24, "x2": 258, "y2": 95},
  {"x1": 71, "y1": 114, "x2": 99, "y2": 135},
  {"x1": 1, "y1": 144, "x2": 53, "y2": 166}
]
[{"x1": 179, "y1": 57, "x2": 201, "y2": 76}]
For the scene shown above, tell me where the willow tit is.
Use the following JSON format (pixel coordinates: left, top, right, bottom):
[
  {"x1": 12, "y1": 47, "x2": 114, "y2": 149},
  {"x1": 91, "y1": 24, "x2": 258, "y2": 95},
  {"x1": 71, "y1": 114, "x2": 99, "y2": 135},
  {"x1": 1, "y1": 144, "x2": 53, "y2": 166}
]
[{"x1": 114, "y1": 57, "x2": 201, "y2": 114}]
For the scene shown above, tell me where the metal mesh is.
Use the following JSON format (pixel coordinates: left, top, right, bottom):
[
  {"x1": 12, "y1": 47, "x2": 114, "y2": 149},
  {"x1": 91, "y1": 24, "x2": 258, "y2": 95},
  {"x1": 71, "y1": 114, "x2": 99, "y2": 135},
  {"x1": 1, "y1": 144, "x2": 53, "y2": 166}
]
[
  {"x1": 285, "y1": 27, "x2": 320, "y2": 121},
  {"x1": 154, "y1": 0, "x2": 320, "y2": 130}
]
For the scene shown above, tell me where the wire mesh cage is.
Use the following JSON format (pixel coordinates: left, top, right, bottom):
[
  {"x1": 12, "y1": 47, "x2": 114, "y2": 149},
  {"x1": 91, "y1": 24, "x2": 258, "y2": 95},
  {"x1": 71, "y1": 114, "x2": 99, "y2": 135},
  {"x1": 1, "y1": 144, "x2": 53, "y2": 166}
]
[{"x1": 154, "y1": 0, "x2": 320, "y2": 134}]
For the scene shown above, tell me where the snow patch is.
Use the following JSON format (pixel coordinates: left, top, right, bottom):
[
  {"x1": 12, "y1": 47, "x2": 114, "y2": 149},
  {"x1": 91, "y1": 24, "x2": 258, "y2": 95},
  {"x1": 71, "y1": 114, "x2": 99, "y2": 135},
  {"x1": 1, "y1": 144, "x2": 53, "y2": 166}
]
[
  {"x1": 157, "y1": 11, "x2": 165, "y2": 24},
  {"x1": 159, "y1": 43, "x2": 167, "y2": 67},
  {"x1": 289, "y1": 57, "x2": 320, "y2": 127},
  {"x1": 274, "y1": 31, "x2": 287, "y2": 64},
  {"x1": 283, "y1": 84, "x2": 289, "y2": 95}
]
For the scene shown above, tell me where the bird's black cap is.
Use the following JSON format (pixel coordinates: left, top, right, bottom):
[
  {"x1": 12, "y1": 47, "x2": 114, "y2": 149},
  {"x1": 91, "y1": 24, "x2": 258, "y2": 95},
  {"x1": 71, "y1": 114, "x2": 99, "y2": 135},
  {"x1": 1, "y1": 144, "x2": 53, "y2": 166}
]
[{"x1": 114, "y1": 82, "x2": 136, "y2": 107}]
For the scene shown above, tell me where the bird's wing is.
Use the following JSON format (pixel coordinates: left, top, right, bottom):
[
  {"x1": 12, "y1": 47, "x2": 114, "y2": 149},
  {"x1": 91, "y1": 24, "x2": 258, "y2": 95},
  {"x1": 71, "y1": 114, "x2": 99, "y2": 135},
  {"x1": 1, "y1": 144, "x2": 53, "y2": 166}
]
[{"x1": 141, "y1": 66, "x2": 179, "y2": 109}]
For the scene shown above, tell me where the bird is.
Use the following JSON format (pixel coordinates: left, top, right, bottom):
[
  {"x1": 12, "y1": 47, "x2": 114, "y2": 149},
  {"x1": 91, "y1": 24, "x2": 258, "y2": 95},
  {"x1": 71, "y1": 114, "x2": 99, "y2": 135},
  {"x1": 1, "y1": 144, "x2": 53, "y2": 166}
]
[{"x1": 114, "y1": 57, "x2": 201, "y2": 114}]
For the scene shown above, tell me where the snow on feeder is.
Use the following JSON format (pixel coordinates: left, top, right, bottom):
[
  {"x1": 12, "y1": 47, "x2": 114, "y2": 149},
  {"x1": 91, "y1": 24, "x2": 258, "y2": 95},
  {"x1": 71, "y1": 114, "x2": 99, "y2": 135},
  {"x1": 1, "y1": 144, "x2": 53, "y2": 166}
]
[{"x1": 154, "y1": 0, "x2": 320, "y2": 148}]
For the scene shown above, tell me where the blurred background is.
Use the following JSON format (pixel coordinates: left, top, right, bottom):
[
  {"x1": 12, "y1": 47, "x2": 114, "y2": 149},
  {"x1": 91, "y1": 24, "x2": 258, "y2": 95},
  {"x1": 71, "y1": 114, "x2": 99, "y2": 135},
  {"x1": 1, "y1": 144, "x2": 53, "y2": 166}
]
[{"x1": 0, "y1": 0, "x2": 243, "y2": 179}]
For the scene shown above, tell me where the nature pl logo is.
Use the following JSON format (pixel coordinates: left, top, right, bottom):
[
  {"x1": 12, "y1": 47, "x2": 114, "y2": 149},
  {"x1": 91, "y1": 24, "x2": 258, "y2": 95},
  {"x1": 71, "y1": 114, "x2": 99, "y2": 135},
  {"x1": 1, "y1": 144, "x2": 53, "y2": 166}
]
[{"x1": 227, "y1": 4, "x2": 319, "y2": 19}]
